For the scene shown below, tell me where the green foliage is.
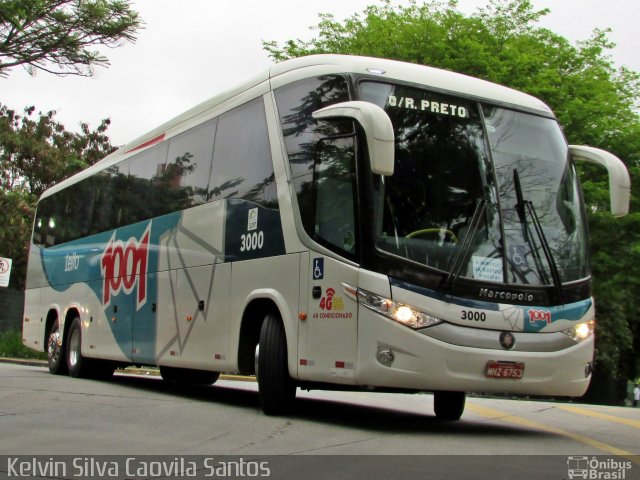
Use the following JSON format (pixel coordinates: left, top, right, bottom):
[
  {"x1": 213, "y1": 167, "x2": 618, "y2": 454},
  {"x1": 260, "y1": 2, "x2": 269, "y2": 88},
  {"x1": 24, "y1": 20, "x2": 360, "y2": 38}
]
[
  {"x1": 0, "y1": 0, "x2": 141, "y2": 77},
  {"x1": 264, "y1": 0, "x2": 640, "y2": 156},
  {"x1": 0, "y1": 329, "x2": 46, "y2": 359},
  {"x1": 0, "y1": 104, "x2": 116, "y2": 289},
  {"x1": 265, "y1": 0, "x2": 640, "y2": 389},
  {"x1": 0, "y1": 104, "x2": 115, "y2": 196},
  {"x1": 585, "y1": 162, "x2": 640, "y2": 383},
  {"x1": 0, "y1": 187, "x2": 34, "y2": 290},
  {"x1": 0, "y1": 0, "x2": 136, "y2": 289}
]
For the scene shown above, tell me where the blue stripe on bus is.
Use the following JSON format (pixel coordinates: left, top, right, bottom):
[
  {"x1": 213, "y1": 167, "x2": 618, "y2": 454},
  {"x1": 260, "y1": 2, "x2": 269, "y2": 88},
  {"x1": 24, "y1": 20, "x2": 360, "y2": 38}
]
[
  {"x1": 520, "y1": 299, "x2": 592, "y2": 332},
  {"x1": 41, "y1": 213, "x2": 182, "y2": 361},
  {"x1": 38, "y1": 200, "x2": 287, "y2": 362},
  {"x1": 389, "y1": 276, "x2": 593, "y2": 329}
]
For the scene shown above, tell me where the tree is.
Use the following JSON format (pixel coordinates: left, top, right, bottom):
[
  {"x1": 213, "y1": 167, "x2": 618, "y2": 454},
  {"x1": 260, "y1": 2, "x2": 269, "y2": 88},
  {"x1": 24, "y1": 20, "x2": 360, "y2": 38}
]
[
  {"x1": 0, "y1": 0, "x2": 141, "y2": 77},
  {"x1": 264, "y1": 0, "x2": 640, "y2": 402},
  {"x1": 0, "y1": 104, "x2": 116, "y2": 289},
  {"x1": 0, "y1": 187, "x2": 33, "y2": 291}
]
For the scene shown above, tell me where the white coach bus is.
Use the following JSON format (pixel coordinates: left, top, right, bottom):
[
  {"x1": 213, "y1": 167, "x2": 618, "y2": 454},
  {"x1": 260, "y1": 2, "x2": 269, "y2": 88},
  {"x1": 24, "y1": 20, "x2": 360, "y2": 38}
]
[{"x1": 22, "y1": 55, "x2": 630, "y2": 420}]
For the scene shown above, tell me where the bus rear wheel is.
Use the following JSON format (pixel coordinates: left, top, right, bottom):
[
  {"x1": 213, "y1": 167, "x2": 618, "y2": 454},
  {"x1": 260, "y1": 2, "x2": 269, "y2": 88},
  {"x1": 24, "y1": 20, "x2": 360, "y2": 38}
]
[
  {"x1": 434, "y1": 391, "x2": 466, "y2": 421},
  {"x1": 257, "y1": 313, "x2": 296, "y2": 415},
  {"x1": 65, "y1": 317, "x2": 115, "y2": 379},
  {"x1": 66, "y1": 317, "x2": 91, "y2": 378},
  {"x1": 47, "y1": 319, "x2": 67, "y2": 375}
]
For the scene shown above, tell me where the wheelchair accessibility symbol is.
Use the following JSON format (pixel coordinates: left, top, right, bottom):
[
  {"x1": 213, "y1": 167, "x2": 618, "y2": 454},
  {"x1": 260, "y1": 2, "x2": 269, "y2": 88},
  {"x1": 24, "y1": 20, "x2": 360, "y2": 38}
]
[
  {"x1": 509, "y1": 245, "x2": 528, "y2": 268},
  {"x1": 313, "y1": 258, "x2": 324, "y2": 280}
]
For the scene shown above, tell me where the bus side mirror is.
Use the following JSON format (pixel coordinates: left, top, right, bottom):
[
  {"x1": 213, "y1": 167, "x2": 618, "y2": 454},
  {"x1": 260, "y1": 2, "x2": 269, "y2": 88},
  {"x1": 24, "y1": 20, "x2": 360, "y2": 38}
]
[
  {"x1": 312, "y1": 101, "x2": 395, "y2": 176},
  {"x1": 570, "y1": 145, "x2": 631, "y2": 217}
]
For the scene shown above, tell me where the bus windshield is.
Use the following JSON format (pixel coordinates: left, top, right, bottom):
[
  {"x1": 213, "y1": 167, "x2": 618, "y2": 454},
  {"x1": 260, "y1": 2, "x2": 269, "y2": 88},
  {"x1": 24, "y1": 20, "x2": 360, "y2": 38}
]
[{"x1": 360, "y1": 81, "x2": 589, "y2": 286}]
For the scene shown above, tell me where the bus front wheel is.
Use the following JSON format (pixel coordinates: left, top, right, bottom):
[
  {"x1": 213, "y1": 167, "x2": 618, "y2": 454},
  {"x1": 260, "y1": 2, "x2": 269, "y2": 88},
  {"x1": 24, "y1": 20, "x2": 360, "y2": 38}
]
[
  {"x1": 434, "y1": 391, "x2": 466, "y2": 421},
  {"x1": 257, "y1": 313, "x2": 296, "y2": 415}
]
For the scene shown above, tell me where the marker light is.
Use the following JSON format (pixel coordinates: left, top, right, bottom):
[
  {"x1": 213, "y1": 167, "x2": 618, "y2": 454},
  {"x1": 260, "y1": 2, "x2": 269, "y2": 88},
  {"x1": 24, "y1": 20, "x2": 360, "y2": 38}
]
[
  {"x1": 345, "y1": 285, "x2": 442, "y2": 329},
  {"x1": 562, "y1": 320, "x2": 595, "y2": 343}
]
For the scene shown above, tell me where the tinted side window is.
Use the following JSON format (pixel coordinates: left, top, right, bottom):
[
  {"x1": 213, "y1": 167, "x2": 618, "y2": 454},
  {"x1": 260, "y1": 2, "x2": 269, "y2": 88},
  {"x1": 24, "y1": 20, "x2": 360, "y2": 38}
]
[
  {"x1": 274, "y1": 75, "x2": 357, "y2": 256},
  {"x1": 65, "y1": 180, "x2": 95, "y2": 242},
  {"x1": 32, "y1": 201, "x2": 48, "y2": 246},
  {"x1": 274, "y1": 75, "x2": 351, "y2": 181},
  {"x1": 125, "y1": 143, "x2": 168, "y2": 222},
  {"x1": 165, "y1": 119, "x2": 216, "y2": 207},
  {"x1": 305, "y1": 137, "x2": 357, "y2": 255},
  {"x1": 209, "y1": 98, "x2": 277, "y2": 208},
  {"x1": 34, "y1": 194, "x2": 61, "y2": 247},
  {"x1": 90, "y1": 166, "x2": 120, "y2": 235},
  {"x1": 34, "y1": 118, "x2": 223, "y2": 247}
]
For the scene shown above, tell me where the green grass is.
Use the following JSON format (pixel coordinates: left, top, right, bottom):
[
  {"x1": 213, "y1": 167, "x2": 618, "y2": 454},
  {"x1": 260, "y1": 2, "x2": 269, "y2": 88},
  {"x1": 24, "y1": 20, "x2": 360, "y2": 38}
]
[{"x1": 0, "y1": 329, "x2": 47, "y2": 360}]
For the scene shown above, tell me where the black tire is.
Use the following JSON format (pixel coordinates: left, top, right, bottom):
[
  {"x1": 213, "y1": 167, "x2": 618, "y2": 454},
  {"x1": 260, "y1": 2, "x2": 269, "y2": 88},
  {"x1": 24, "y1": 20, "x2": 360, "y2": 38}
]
[
  {"x1": 160, "y1": 366, "x2": 220, "y2": 385},
  {"x1": 257, "y1": 313, "x2": 296, "y2": 415},
  {"x1": 46, "y1": 318, "x2": 67, "y2": 375},
  {"x1": 66, "y1": 317, "x2": 91, "y2": 378},
  {"x1": 434, "y1": 391, "x2": 466, "y2": 421}
]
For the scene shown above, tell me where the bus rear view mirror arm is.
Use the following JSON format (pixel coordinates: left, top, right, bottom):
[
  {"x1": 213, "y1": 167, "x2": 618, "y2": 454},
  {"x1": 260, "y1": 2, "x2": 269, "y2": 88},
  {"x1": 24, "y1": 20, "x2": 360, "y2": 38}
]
[
  {"x1": 570, "y1": 145, "x2": 631, "y2": 217},
  {"x1": 312, "y1": 101, "x2": 395, "y2": 176}
]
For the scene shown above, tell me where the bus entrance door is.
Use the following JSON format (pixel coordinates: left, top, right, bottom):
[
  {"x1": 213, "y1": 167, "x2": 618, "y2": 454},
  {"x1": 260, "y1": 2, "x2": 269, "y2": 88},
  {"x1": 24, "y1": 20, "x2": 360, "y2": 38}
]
[{"x1": 298, "y1": 254, "x2": 359, "y2": 384}]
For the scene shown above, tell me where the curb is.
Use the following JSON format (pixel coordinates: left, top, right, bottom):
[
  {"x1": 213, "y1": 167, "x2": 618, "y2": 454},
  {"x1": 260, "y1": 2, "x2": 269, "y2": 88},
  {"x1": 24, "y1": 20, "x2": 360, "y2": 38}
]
[{"x1": 0, "y1": 357, "x2": 47, "y2": 368}]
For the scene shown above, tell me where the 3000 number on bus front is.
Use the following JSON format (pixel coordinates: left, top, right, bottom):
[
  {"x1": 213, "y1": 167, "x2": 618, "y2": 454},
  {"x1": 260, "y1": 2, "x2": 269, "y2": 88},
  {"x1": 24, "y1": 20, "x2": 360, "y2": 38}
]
[{"x1": 461, "y1": 310, "x2": 486, "y2": 322}]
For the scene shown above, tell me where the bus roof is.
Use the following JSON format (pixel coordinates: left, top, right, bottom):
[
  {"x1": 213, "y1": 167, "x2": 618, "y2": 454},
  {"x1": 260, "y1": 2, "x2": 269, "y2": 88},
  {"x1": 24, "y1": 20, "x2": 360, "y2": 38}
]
[
  {"x1": 40, "y1": 54, "x2": 554, "y2": 200},
  {"x1": 270, "y1": 54, "x2": 553, "y2": 115}
]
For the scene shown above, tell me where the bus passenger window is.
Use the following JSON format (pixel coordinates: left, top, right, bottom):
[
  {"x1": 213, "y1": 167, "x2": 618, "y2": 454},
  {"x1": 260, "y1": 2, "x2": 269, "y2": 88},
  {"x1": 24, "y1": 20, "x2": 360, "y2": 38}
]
[
  {"x1": 165, "y1": 119, "x2": 216, "y2": 208},
  {"x1": 126, "y1": 143, "x2": 169, "y2": 221},
  {"x1": 209, "y1": 98, "x2": 277, "y2": 208}
]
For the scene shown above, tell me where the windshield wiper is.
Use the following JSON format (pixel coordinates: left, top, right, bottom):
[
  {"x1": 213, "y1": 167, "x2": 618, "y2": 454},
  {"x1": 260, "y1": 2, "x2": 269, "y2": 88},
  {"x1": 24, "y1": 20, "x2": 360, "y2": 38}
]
[
  {"x1": 443, "y1": 198, "x2": 487, "y2": 289},
  {"x1": 513, "y1": 168, "x2": 564, "y2": 302}
]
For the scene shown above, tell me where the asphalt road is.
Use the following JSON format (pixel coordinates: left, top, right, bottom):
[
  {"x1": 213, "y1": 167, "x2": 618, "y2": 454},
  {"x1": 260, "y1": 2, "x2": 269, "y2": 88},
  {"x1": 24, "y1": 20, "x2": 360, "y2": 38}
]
[{"x1": 0, "y1": 362, "x2": 638, "y2": 479}]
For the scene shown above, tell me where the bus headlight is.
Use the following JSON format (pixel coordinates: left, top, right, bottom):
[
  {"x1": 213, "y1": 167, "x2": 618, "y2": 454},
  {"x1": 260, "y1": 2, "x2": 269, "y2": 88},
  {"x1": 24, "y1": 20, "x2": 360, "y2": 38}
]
[
  {"x1": 562, "y1": 320, "x2": 595, "y2": 342},
  {"x1": 349, "y1": 286, "x2": 442, "y2": 329}
]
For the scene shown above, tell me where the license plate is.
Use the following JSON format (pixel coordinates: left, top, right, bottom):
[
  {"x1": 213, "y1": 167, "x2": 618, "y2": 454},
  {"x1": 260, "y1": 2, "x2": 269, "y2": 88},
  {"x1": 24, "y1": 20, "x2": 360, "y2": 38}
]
[{"x1": 486, "y1": 361, "x2": 525, "y2": 379}]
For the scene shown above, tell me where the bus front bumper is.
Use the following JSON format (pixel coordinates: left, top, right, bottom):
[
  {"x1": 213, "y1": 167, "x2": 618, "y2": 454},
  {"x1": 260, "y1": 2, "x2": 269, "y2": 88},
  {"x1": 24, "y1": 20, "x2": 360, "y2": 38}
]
[{"x1": 356, "y1": 310, "x2": 593, "y2": 398}]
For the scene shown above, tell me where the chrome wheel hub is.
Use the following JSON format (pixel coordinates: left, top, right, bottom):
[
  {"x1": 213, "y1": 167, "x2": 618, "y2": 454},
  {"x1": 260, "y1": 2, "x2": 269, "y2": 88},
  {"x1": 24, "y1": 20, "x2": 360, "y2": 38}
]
[
  {"x1": 48, "y1": 330, "x2": 61, "y2": 360},
  {"x1": 68, "y1": 329, "x2": 80, "y2": 368}
]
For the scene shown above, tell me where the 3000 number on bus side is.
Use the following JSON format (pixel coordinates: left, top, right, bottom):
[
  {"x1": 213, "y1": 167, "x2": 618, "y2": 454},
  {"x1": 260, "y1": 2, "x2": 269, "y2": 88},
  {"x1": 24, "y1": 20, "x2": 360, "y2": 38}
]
[{"x1": 240, "y1": 231, "x2": 264, "y2": 252}]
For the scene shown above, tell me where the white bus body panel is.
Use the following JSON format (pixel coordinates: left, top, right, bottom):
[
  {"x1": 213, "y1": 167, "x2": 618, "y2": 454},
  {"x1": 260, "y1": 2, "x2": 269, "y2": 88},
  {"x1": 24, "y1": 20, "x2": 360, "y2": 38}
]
[{"x1": 22, "y1": 286, "x2": 42, "y2": 351}]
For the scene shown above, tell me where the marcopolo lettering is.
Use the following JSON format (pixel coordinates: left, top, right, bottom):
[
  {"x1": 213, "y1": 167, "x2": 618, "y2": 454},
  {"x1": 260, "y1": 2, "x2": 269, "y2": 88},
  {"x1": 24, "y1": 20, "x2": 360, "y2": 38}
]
[
  {"x1": 100, "y1": 224, "x2": 151, "y2": 311},
  {"x1": 479, "y1": 288, "x2": 534, "y2": 303}
]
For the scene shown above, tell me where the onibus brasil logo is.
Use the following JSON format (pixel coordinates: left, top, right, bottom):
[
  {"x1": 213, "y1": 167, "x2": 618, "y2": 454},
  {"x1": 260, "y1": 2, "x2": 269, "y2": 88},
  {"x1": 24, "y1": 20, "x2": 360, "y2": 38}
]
[
  {"x1": 100, "y1": 224, "x2": 151, "y2": 311},
  {"x1": 567, "y1": 456, "x2": 633, "y2": 479}
]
